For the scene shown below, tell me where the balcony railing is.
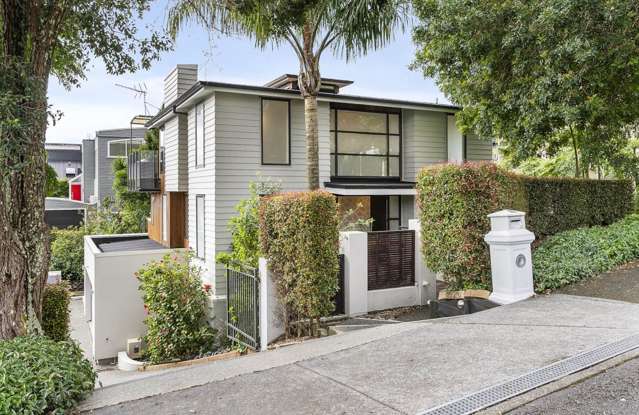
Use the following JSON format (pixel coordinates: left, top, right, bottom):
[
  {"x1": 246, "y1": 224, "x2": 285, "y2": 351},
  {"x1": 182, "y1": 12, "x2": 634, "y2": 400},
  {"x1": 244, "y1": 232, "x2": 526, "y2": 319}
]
[{"x1": 128, "y1": 150, "x2": 160, "y2": 192}]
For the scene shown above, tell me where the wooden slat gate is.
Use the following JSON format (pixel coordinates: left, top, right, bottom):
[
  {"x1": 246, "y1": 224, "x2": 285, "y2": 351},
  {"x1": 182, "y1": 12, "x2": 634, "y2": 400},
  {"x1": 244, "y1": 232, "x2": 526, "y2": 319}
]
[
  {"x1": 367, "y1": 230, "x2": 415, "y2": 290},
  {"x1": 226, "y1": 264, "x2": 260, "y2": 351}
]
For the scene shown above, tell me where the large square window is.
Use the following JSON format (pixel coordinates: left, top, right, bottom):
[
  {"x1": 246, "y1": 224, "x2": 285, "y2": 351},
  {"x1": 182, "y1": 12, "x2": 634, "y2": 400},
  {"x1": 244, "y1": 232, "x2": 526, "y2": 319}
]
[
  {"x1": 330, "y1": 108, "x2": 401, "y2": 178},
  {"x1": 261, "y1": 99, "x2": 290, "y2": 165}
]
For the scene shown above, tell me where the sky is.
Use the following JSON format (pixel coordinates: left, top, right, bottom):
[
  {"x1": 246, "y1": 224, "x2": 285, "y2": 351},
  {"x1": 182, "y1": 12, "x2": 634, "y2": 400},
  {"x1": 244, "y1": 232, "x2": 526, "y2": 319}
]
[{"x1": 45, "y1": 3, "x2": 447, "y2": 143}]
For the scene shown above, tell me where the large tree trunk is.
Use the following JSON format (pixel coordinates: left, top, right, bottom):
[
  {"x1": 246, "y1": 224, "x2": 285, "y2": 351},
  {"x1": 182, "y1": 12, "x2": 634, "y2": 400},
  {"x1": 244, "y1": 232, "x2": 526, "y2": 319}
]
[
  {"x1": 304, "y1": 95, "x2": 320, "y2": 190},
  {"x1": 0, "y1": 0, "x2": 53, "y2": 339}
]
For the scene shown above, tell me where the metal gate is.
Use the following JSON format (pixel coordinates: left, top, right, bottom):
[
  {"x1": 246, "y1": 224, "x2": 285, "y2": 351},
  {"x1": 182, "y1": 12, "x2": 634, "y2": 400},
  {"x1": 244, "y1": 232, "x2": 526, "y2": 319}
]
[
  {"x1": 332, "y1": 254, "x2": 346, "y2": 315},
  {"x1": 367, "y1": 230, "x2": 415, "y2": 290},
  {"x1": 226, "y1": 263, "x2": 260, "y2": 350}
]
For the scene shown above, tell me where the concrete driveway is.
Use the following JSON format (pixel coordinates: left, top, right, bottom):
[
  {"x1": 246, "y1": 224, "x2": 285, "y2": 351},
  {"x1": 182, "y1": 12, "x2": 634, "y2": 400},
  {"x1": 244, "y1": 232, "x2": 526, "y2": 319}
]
[{"x1": 81, "y1": 294, "x2": 639, "y2": 414}]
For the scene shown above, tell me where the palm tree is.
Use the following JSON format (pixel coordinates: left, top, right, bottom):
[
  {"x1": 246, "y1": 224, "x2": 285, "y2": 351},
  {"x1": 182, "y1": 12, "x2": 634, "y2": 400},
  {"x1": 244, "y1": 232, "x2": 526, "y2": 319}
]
[{"x1": 167, "y1": 0, "x2": 409, "y2": 190}]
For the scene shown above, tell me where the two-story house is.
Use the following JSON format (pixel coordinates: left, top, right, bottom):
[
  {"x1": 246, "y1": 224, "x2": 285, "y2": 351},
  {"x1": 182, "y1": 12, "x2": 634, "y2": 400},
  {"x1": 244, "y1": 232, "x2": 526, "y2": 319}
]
[{"x1": 131, "y1": 64, "x2": 493, "y2": 298}]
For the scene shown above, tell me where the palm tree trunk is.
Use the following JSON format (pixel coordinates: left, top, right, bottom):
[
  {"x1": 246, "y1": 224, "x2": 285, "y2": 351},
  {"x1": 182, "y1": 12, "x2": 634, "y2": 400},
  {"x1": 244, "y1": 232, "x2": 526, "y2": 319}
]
[{"x1": 305, "y1": 95, "x2": 320, "y2": 190}]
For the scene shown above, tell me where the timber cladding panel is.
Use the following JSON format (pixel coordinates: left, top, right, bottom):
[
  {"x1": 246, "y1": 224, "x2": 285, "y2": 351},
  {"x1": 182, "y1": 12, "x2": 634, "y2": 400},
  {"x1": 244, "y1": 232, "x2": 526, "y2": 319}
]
[{"x1": 367, "y1": 230, "x2": 415, "y2": 290}]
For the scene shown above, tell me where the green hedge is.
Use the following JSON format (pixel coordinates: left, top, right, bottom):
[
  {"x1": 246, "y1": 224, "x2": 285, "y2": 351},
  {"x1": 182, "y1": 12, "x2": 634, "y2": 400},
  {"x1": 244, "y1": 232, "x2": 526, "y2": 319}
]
[
  {"x1": 137, "y1": 252, "x2": 217, "y2": 364},
  {"x1": 525, "y1": 177, "x2": 634, "y2": 237},
  {"x1": 417, "y1": 163, "x2": 634, "y2": 289},
  {"x1": 42, "y1": 283, "x2": 71, "y2": 342},
  {"x1": 50, "y1": 227, "x2": 86, "y2": 286},
  {"x1": 259, "y1": 190, "x2": 339, "y2": 335},
  {"x1": 416, "y1": 163, "x2": 525, "y2": 289},
  {"x1": 0, "y1": 336, "x2": 96, "y2": 414}
]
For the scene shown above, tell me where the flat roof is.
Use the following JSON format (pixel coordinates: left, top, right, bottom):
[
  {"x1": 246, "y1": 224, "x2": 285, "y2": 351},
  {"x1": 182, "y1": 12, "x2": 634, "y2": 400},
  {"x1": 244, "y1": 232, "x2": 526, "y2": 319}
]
[{"x1": 92, "y1": 235, "x2": 165, "y2": 253}]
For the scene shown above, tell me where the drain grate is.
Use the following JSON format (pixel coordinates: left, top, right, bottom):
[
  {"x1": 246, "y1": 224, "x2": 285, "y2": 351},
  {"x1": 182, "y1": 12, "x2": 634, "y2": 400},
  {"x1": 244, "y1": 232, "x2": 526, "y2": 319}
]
[{"x1": 418, "y1": 333, "x2": 639, "y2": 415}]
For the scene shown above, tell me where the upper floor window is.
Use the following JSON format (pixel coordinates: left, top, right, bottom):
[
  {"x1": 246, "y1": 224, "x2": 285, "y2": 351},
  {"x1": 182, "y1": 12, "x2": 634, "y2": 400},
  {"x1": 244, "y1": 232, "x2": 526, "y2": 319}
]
[
  {"x1": 330, "y1": 108, "x2": 401, "y2": 178},
  {"x1": 107, "y1": 139, "x2": 143, "y2": 158},
  {"x1": 195, "y1": 102, "x2": 205, "y2": 167},
  {"x1": 261, "y1": 98, "x2": 290, "y2": 165}
]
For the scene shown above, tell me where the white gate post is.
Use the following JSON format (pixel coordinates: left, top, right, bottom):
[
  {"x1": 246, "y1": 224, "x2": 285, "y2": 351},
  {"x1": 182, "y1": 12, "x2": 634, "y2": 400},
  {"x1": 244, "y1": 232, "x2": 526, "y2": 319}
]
[
  {"x1": 259, "y1": 258, "x2": 284, "y2": 351},
  {"x1": 339, "y1": 231, "x2": 368, "y2": 316},
  {"x1": 409, "y1": 219, "x2": 437, "y2": 304}
]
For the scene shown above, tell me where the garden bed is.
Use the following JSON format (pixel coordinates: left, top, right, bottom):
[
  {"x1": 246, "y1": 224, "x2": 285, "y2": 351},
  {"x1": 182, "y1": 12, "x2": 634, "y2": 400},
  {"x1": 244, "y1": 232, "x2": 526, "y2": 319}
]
[{"x1": 556, "y1": 261, "x2": 639, "y2": 303}]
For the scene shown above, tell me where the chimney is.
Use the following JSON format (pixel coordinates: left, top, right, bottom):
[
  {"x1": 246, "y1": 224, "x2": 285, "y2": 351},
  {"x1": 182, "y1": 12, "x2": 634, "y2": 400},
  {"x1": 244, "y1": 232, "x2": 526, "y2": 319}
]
[{"x1": 163, "y1": 64, "x2": 198, "y2": 105}]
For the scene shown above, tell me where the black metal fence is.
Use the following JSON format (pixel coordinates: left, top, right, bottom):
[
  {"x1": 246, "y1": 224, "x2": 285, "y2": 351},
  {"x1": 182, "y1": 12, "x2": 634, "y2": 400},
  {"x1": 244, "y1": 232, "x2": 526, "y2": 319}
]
[
  {"x1": 332, "y1": 254, "x2": 345, "y2": 315},
  {"x1": 367, "y1": 230, "x2": 415, "y2": 290},
  {"x1": 127, "y1": 150, "x2": 160, "y2": 192},
  {"x1": 226, "y1": 264, "x2": 260, "y2": 350}
]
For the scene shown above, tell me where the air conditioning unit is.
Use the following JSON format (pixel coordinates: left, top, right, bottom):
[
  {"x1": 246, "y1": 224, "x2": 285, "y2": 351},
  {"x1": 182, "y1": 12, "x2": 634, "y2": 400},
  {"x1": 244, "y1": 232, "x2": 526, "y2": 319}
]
[{"x1": 126, "y1": 338, "x2": 144, "y2": 359}]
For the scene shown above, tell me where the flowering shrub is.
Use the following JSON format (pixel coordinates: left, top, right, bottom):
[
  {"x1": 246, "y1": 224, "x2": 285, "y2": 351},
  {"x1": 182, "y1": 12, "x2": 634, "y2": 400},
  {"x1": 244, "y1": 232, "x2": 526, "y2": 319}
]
[
  {"x1": 137, "y1": 252, "x2": 217, "y2": 364},
  {"x1": 259, "y1": 190, "x2": 339, "y2": 336}
]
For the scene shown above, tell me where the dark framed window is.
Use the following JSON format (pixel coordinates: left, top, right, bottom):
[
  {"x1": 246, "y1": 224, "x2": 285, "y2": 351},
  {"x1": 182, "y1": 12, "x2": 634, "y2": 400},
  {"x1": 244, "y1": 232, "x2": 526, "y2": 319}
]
[
  {"x1": 195, "y1": 102, "x2": 205, "y2": 167},
  {"x1": 330, "y1": 106, "x2": 401, "y2": 179},
  {"x1": 261, "y1": 98, "x2": 291, "y2": 165},
  {"x1": 195, "y1": 195, "x2": 205, "y2": 259}
]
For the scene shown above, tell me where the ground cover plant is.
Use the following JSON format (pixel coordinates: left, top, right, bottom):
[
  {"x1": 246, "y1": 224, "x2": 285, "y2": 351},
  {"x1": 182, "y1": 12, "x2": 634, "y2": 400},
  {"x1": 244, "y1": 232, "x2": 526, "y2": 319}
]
[
  {"x1": 0, "y1": 336, "x2": 96, "y2": 414},
  {"x1": 533, "y1": 215, "x2": 639, "y2": 291}
]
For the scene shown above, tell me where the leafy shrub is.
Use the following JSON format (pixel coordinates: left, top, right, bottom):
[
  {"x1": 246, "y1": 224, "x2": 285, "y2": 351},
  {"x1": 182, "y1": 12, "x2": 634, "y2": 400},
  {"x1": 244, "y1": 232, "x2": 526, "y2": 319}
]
[
  {"x1": 45, "y1": 164, "x2": 69, "y2": 198},
  {"x1": 137, "y1": 252, "x2": 217, "y2": 364},
  {"x1": 50, "y1": 227, "x2": 85, "y2": 286},
  {"x1": 533, "y1": 215, "x2": 639, "y2": 291},
  {"x1": 416, "y1": 162, "x2": 525, "y2": 289},
  {"x1": 259, "y1": 190, "x2": 339, "y2": 336},
  {"x1": 42, "y1": 283, "x2": 71, "y2": 342},
  {"x1": 0, "y1": 336, "x2": 96, "y2": 414},
  {"x1": 524, "y1": 176, "x2": 634, "y2": 237},
  {"x1": 217, "y1": 177, "x2": 281, "y2": 268}
]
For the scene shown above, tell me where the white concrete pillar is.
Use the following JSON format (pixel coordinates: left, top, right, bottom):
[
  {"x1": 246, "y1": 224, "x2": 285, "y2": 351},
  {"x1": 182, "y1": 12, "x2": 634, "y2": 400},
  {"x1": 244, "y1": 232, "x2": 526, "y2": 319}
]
[
  {"x1": 339, "y1": 231, "x2": 368, "y2": 316},
  {"x1": 447, "y1": 114, "x2": 464, "y2": 163},
  {"x1": 484, "y1": 210, "x2": 536, "y2": 304},
  {"x1": 259, "y1": 258, "x2": 285, "y2": 351},
  {"x1": 409, "y1": 219, "x2": 437, "y2": 304}
]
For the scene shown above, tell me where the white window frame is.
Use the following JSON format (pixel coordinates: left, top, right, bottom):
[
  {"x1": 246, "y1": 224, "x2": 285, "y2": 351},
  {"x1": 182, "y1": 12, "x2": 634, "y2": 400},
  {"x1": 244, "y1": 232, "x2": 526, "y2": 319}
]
[
  {"x1": 195, "y1": 102, "x2": 205, "y2": 167},
  {"x1": 195, "y1": 195, "x2": 205, "y2": 259},
  {"x1": 107, "y1": 139, "x2": 144, "y2": 158}
]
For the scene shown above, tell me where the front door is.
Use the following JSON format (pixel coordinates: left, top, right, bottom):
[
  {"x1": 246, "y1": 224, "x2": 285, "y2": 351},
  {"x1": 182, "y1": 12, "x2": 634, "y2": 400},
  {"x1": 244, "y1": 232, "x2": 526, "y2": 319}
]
[{"x1": 371, "y1": 196, "x2": 388, "y2": 231}]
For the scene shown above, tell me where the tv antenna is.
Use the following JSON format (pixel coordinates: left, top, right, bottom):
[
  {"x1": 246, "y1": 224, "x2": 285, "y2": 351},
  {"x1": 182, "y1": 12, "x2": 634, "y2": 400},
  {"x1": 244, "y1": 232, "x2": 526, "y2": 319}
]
[{"x1": 115, "y1": 82, "x2": 159, "y2": 115}]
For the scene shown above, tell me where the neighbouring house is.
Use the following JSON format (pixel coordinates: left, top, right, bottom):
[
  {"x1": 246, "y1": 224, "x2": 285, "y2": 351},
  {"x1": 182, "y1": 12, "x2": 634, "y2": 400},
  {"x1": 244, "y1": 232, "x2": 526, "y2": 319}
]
[
  {"x1": 81, "y1": 127, "x2": 147, "y2": 204},
  {"x1": 45, "y1": 142, "x2": 82, "y2": 179},
  {"x1": 45, "y1": 197, "x2": 88, "y2": 229},
  {"x1": 135, "y1": 64, "x2": 493, "y2": 305}
]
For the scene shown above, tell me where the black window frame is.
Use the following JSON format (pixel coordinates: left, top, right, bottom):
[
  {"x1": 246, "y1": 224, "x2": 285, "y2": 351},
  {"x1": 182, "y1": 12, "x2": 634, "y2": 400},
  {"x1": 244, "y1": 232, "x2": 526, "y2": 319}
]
[
  {"x1": 260, "y1": 97, "x2": 291, "y2": 166},
  {"x1": 330, "y1": 104, "x2": 402, "y2": 181}
]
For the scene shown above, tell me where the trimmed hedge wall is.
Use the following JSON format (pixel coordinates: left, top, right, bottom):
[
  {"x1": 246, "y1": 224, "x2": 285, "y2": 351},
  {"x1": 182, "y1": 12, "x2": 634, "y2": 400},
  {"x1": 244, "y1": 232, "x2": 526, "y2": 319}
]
[
  {"x1": 0, "y1": 336, "x2": 95, "y2": 414},
  {"x1": 416, "y1": 163, "x2": 525, "y2": 289},
  {"x1": 42, "y1": 282, "x2": 71, "y2": 342},
  {"x1": 259, "y1": 190, "x2": 339, "y2": 335},
  {"x1": 533, "y1": 215, "x2": 639, "y2": 291},
  {"x1": 525, "y1": 177, "x2": 634, "y2": 237},
  {"x1": 417, "y1": 162, "x2": 634, "y2": 289}
]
